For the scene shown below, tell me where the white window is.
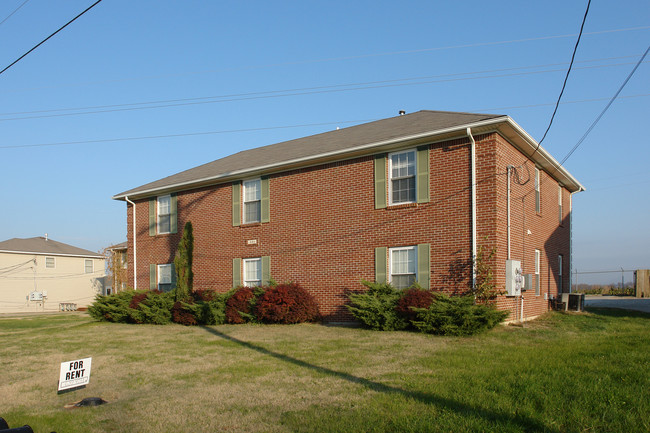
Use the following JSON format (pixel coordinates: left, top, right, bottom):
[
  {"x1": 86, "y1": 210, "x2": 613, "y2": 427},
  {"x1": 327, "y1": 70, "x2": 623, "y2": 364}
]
[
  {"x1": 157, "y1": 195, "x2": 171, "y2": 234},
  {"x1": 243, "y1": 179, "x2": 261, "y2": 223},
  {"x1": 243, "y1": 258, "x2": 261, "y2": 287},
  {"x1": 158, "y1": 264, "x2": 172, "y2": 292},
  {"x1": 535, "y1": 249, "x2": 541, "y2": 296},
  {"x1": 45, "y1": 257, "x2": 55, "y2": 268},
  {"x1": 389, "y1": 246, "x2": 416, "y2": 289},
  {"x1": 389, "y1": 150, "x2": 416, "y2": 205},
  {"x1": 535, "y1": 168, "x2": 541, "y2": 214},
  {"x1": 558, "y1": 184, "x2": 563, "y2": 224},
  {"x1": 84, "y1": 259, "x2": 93, "y2": 274}
]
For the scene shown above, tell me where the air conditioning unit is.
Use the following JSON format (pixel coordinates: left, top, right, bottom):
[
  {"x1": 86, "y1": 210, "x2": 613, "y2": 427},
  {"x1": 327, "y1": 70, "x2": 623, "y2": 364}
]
[
  {"x1": 561, "y1": 293, "x2": 584, "y2": 312},
  {"x1": 29, "y1": 291, "x2": 43, "y2": 301}
]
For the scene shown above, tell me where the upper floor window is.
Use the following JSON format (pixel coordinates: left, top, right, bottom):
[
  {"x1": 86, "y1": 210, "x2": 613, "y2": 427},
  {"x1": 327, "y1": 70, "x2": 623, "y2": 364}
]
[
  {"x1": 534, "y1": 168, "x2": 541, "y2": 214},
  {"x1": 157, "y1": 195, "x2": 171, "y2": 234},
  {"x1": 389, "y1": 246, "x2": 416, "y2": 289},
  {"x1": 243, "y1": 257, "x2": 262, "y2": 287},
  {"x1": 243, "y1": 179, "x2": 261, "y2": 224},
  {"x1": 84, "y1": 259, "x2": 93, "y2": 274},
  {"x1": 45, "y1": 257, "x2": 55, "y2": 268},
  {"x1": 389, "y1": 150, "x2": 416, "y2": 205}
]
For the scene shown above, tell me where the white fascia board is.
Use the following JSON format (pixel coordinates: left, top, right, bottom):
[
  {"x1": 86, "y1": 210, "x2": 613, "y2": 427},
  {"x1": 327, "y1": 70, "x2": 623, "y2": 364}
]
[
  {"x1": 502, "y1": 117, "x2": 585, "y2": 193},
  {"x1": 0, "y1": 250, "x2": 105, "y2": 259},
  {"x1": 112, "y1": 117, "x2": 511, "y2": 201}
]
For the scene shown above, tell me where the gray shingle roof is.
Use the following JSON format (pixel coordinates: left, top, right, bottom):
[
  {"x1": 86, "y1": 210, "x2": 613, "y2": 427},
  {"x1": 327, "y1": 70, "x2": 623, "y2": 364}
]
[
  {"x1": 0, "y1": 237, "x2": 104, "y2": 258},
  {"x1": 113, "y1": 109, "x2": 584, "y2": 199},
  {"x1": 114, "y1": 110, "x2": 506, "y2": 199}
]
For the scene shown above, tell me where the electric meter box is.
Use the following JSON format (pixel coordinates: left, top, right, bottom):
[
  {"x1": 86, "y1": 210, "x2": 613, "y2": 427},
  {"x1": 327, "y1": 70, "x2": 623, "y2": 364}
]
[{"x1": 505, "y1": 260, "x2": 524, "y2": 296}]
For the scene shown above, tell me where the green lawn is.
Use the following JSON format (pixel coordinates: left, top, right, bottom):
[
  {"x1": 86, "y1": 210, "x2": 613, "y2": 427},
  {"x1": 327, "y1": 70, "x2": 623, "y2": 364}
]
[{"x1": 1, "y1": 309, "x2": 648, "y2": 433}]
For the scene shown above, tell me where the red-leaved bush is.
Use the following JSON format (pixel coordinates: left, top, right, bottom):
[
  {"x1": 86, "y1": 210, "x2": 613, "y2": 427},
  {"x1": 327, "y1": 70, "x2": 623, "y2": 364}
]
[
  {"x1": 172, "y1": 301, "x2": 198, "y2": 326},
  {"x1": 225, "y1": 287, "x2": 256, "y2": 324},
  {"x1": 193, "y1": 289, "x2": 218, "y2": 302},
  {"x1": 256, "y1": 283, "x2": 319, "y2": 324},
  {"x1": 395, "y1": 288, "x2": 436, "y2": 322}
]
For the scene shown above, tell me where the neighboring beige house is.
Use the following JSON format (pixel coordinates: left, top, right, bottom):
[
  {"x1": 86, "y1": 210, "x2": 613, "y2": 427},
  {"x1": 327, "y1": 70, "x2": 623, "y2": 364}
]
[
  {"x1": 0, "y1": 236, "x2": 106, "y2": 313},
  {"x1": 106, "y1": 241, "x2": 128, "y2": 295}
]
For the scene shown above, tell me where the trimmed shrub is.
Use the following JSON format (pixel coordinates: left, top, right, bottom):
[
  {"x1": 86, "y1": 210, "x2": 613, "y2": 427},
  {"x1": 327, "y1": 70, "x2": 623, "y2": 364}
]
[
  {"x1": 411, "y1": 293, "x2": 508, "y2": 336},
  {"x1": 395, "y1": 287, "x2": 436, "y2": 324},
  {"x1": 136, "y1": 291, "x2": 174, "y2": 324},
  {"x1": 225, "y1": 287, "x2": 258, "y2": 324},
  {"x1": 88, "y1": 290, "x2": 139, "y2": 323},
  {"x1": 346, "y1": 281, "x2": 407, "y2": 331},
  {"x1": 256, "y1": 283, "x2": 319, "y2": 324},
  {"x1": 193, "y1": 289, "x2": 219, "y2": 302}
]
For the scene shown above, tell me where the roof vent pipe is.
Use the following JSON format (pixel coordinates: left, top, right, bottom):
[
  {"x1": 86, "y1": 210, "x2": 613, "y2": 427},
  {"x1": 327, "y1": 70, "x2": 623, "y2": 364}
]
[
  {"x1": 45, "y1": 233, "x2": 48, "y2": 241},
  {"x1": 399, "y1": 110, "x2": 406, "y2": 116}
]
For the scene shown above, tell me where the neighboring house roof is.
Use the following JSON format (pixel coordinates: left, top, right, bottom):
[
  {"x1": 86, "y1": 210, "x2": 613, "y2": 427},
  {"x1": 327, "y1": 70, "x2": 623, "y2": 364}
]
[
  {"x1": 113, "y1": 110, "x2": 584, "y2": 200},
  {"x1": 108, "y1": 241, "x2": 128, "y2": 251},
  {"x1": 0, "y1": 237, "x2": 104, "y2": 259}
]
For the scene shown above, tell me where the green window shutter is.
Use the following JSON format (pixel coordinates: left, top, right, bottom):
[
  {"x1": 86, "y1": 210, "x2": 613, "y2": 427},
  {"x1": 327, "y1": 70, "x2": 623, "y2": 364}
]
[
  {"x1": 232, "y1": 181, "x2": 241, "y2": 227},
  {"x1": 149, "y1": 264, "x2": 156, "y2": 290},
  {"x1": 170, "y1": 263, "x2": 177, "y2": 290},
  {"x1": 170, "y1": 193, "x2": 178, "y2": 234},
  {"x1": 261, "y1": 176, "x2": 270, "y2": 223},
  {"x1": 375, "y1": 247, "x2": 387, "y2": 283},
  {"x1": 416, "y1": 146, "x2": 430, "y2": 203},
  {"x1": 417, "y1": 243, "x2": 430, "y2": 289},
  {"x1": 374, "y1": 155, "x2": 387, "y2": 209},
  {"x1": 232, "y1": 258, "x2": 242, "y2": 287},
  {"x1": 149, "y1": 198, "x2": 156, "y2": 236},
  {"x1": 261, "y1": 256, "x2": 271, "y2": 285}
]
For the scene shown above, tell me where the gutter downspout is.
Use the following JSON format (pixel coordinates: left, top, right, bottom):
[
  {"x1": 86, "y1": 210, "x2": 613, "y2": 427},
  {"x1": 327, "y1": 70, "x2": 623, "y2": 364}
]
[
  {"x1": 124, "y1": 196, "x2": 137, "y2": 289},
  {"x1": 507, "y1": 166, "x2": 513, "y2": 260},
  {"x1": 466, "y1": 128, "x2": 477, "y2": 290}
]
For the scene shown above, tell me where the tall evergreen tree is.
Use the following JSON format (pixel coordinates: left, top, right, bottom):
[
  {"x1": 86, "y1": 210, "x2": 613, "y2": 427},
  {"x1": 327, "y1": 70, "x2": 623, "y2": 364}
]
[{"x1": 174, "y1": 221, "x2": 194, "y2": 302}]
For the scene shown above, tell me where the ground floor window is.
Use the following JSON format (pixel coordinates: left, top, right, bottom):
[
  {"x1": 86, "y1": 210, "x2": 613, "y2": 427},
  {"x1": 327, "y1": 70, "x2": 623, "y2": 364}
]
[
  {"x1": 158, "y1": 264, "x2": 173, "y2": 292},
  {"x1": 243, "y1": 258, "x2": 262, "y2": 287},
  {"x1": 389, "y1": 246, "x2": 416, "y2": 289}
]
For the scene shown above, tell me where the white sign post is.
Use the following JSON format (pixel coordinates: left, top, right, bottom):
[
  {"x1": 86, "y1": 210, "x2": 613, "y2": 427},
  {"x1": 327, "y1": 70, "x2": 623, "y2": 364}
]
[{"x1": 58, "y1": 357, "x2": 92, "y2": 393}]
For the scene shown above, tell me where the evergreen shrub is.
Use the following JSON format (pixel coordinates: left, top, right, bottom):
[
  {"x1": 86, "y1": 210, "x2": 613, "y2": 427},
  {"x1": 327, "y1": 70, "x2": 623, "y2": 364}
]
[
  {"x1": 346, "y1": 281, "x2": 407, "y2": 331},
  {"x1": 256, "y1": 283, "x2": 319, "y2": 324},
  {"x1": 411, "y1": 293, "x2": 508, "y2": 336},
  {"x1": 171, "y1": 301, "x2": 198, "y2": 326}
]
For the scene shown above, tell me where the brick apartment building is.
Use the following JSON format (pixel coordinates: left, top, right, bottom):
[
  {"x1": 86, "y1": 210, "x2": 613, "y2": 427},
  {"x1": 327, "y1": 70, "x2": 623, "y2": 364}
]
[{"x1": 113, "y1": 110, "x2": 584, "y2": 322}]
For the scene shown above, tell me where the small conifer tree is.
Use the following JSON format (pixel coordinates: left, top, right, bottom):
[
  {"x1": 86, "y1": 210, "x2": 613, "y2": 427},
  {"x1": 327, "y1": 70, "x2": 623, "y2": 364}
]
[{"x1": 174, "y1": 221, "x2": 194, "y2": 302}]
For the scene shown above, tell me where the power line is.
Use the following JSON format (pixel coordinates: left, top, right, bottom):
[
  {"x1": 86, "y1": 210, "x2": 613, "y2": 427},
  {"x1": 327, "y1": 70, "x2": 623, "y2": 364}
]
[
  {"x1": 1, "y1": 60, "x2": 645, "y2": 122},
  {"x1": 2, "y1": 93, "x2": 649, "y2": 150},
  {"x1": 0, "y1": 54, "x2": 639, "y2": 117},
  {"x1": 559, "y1": 45, "x2": 650, "y2": 165},
  {"x1": 0, "y1": 0, "x2": 103, "y2": 76},
  {"x1": 3, "y1": 25, "x2": 649, "y2": 94},
  {"x1": 534, "y1": 0, "x2": 591, "y2": 152},
  {"x1": 0, "y1": 0, "x2": 31, "y2": 27}
]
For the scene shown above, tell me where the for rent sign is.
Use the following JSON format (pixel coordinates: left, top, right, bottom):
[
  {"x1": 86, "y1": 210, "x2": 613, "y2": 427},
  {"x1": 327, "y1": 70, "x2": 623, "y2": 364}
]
[{"x1": 58, "y1": 357, "x2": 92, "y2": 392}]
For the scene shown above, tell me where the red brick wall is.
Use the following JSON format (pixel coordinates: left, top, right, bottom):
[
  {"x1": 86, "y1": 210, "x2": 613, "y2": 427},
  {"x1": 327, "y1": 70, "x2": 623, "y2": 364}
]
[{"x1": 125, "y1": 132, "x2": 571, "y2": 322}]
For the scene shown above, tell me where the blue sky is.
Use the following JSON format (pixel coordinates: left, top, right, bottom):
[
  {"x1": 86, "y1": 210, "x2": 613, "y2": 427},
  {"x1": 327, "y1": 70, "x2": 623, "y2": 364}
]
[{"x1": 0, "y1": 0, "x2": 648, "y2": 285}]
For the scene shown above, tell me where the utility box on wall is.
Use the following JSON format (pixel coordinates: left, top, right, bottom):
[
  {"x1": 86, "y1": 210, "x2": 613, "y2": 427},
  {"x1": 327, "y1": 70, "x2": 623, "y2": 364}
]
[{"x1": 505, "y1": 260, "x2": 524, "y2": 296}]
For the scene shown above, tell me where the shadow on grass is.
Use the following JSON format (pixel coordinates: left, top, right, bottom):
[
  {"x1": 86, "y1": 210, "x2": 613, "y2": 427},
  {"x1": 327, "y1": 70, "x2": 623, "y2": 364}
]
[{"x1": 201, "y1": 326, "x2": 557, "y2": 432}]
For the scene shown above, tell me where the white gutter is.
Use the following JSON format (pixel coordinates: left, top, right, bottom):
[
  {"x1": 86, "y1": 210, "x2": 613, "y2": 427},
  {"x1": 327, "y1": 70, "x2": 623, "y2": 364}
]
[
  {"x1": 124, "y1": 196, "x2": 137, "y2": 289},
  {"x1": 467, "y1": 128, "x2": 477, "y2": 289},
  {"x1": 0, "y1": 250, "x2": 103, "y2": 259}
]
